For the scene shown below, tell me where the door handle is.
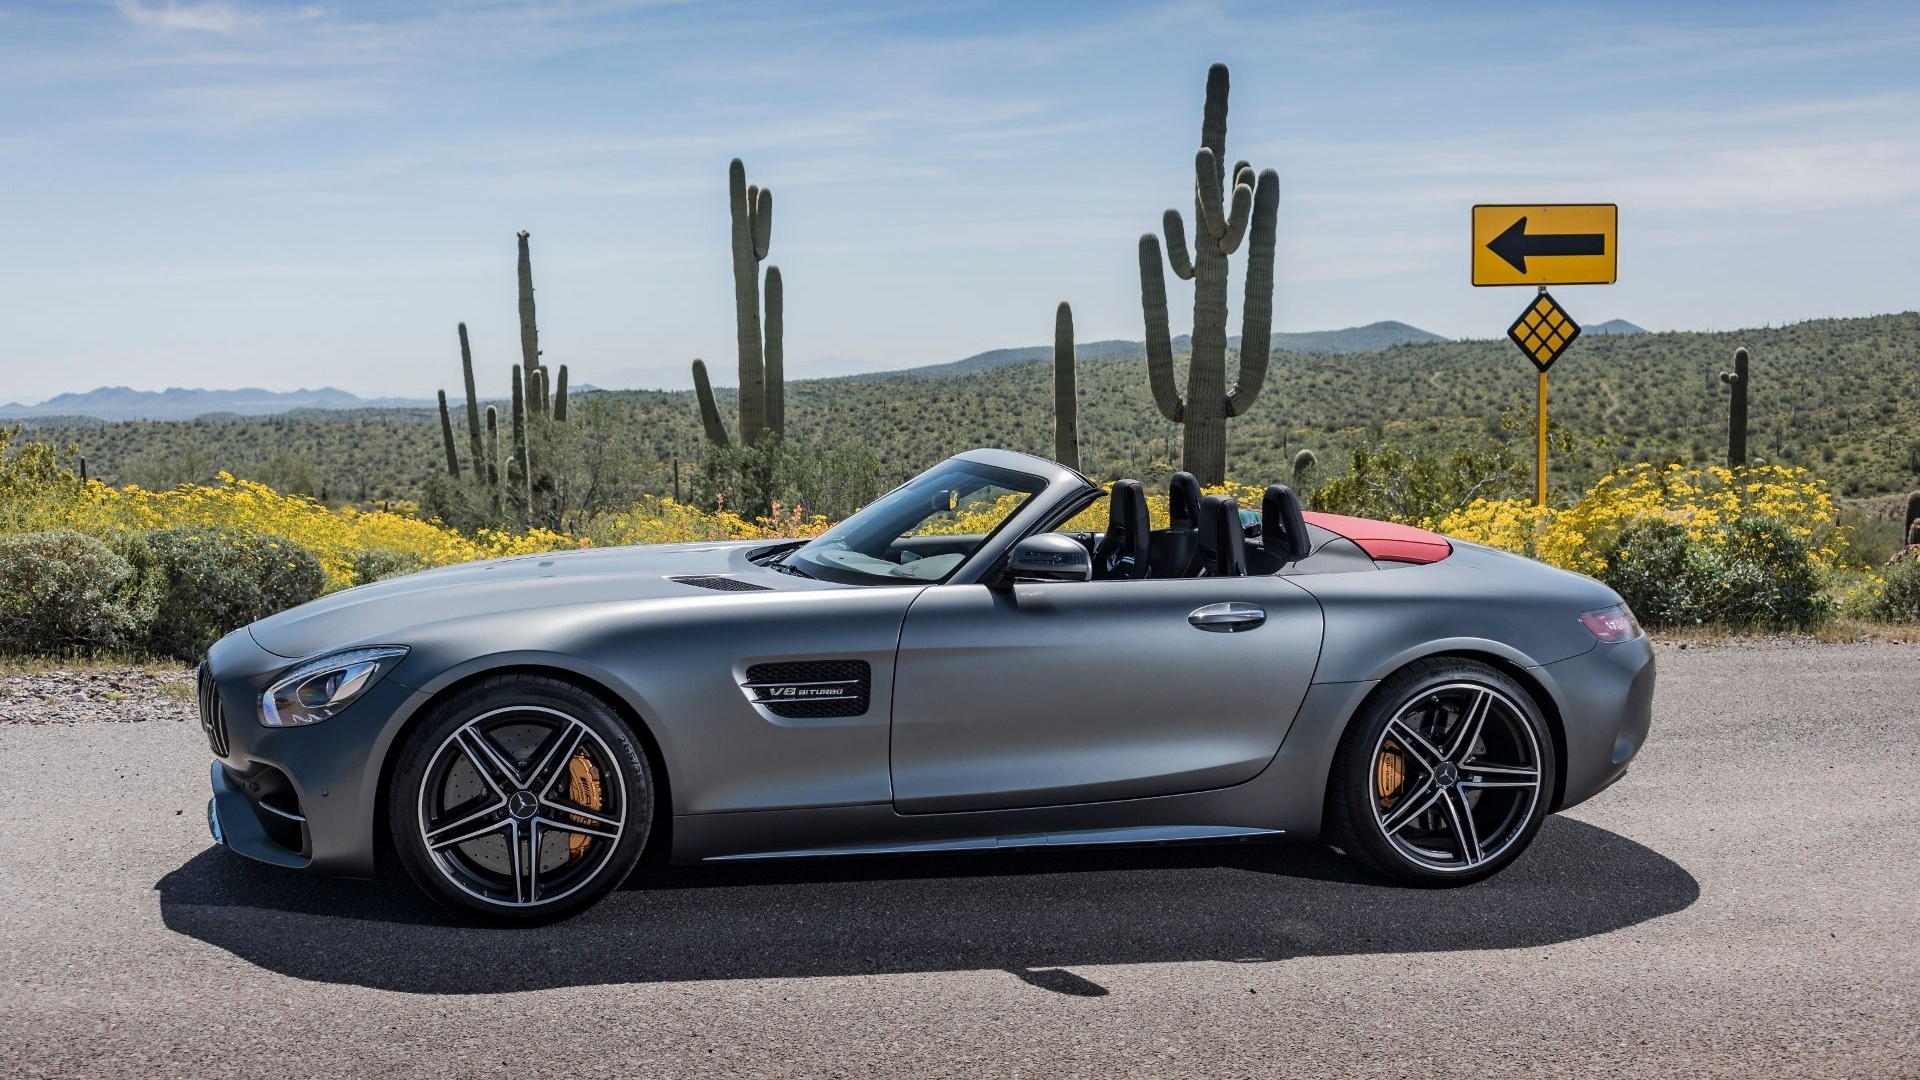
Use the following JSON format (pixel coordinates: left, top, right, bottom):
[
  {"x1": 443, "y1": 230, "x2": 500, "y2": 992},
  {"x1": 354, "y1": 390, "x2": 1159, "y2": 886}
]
[{"x1": 1188, "y1": 602, "x2": 1266, "y2": 632}]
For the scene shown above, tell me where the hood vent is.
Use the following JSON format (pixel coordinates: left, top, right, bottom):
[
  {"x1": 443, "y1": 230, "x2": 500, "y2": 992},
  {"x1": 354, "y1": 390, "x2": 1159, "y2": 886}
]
[{"x1": 670, "y1": 575, "x2": 772, "y2": 593}]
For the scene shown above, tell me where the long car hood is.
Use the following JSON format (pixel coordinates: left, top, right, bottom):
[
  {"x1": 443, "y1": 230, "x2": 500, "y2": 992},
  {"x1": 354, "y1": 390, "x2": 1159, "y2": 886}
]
[{"x1": 246, "y1": 541, "x2": 787, "y2": 658}]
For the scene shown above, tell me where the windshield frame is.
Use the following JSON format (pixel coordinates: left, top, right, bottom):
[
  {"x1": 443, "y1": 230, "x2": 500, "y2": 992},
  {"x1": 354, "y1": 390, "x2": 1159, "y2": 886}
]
[{"x1": 785, "y1": 451, "x2": 1094, "y2": 588}]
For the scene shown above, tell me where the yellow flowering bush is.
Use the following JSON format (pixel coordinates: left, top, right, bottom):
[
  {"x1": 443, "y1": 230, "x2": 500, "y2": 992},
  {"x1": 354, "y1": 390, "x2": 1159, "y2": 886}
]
[{"x1": 1438, "y1": 463, "x2": 1846, "y2": 577}]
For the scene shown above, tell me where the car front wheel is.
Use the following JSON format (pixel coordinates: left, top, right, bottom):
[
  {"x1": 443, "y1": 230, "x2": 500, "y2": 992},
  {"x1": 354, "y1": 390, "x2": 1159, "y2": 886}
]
[
  {"x1": 389, "y1": 674, "x2": 653, "y2": 924},
  {"x1": 1326, "y1": 658, "x2": 1555, "y2": 886}
]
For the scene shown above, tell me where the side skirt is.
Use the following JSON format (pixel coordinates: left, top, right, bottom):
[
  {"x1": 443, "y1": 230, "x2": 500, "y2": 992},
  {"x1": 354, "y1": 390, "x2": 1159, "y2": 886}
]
[{"x1": 701, "y1": 824, "x2": 1284, "y2": 862}]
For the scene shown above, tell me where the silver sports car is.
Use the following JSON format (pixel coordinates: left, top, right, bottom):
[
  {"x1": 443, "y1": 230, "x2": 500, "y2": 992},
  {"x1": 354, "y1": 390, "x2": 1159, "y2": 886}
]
[{"x1": 199, "y1": 448, "x2": 1654, "y2": 924}]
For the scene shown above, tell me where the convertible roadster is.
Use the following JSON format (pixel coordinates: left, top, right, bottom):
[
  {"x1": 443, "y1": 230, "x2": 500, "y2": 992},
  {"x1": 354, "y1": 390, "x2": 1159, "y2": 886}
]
[{"x1": 200, "y1": 448, "x2": 1653, "y2": 923}]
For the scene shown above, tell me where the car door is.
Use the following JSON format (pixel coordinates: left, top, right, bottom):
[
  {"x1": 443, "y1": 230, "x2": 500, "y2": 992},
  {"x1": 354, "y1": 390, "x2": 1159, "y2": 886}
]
[{"x1": 889, "y1": 574, "x2": 1325, "y2": 813}]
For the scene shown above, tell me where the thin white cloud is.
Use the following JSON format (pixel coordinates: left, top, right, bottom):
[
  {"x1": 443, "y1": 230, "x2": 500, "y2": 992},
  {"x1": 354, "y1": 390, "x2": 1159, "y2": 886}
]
[{"x1": 114, "y1": 1, "x2": 266, "y2": 35}]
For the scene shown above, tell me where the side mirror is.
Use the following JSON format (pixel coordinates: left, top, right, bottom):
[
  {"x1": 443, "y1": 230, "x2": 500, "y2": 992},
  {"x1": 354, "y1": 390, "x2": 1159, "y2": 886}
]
[
  {"x1": 1000, "y1": 534, "x2": 1092, "y2": 585},
  {"x1": 932, "y1": 489, "x2": 959, "y2": 512}
]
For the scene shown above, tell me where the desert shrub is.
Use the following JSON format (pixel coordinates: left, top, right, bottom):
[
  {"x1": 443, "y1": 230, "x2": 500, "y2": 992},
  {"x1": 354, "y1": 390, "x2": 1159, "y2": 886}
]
[
  {"x1": 0, "y1": 530, "x2": 149, "y2": 654},
  {"x1": 1599, "y1": 515, "x2": 1831, "y2": 630},
  {"x1": 1308, "y1": 437, "x2": 1530, "y2": 530},
  {"x1": 350, "y1": 547, "x2": 434, "y2": 585},
  {"x1": 1849, "y1": 557, "x2": 1920, "y2": 622},
  {"x1": 135, "y1": 526, "x2": 327, "y2": 660},
  {"x1": 1441, "y1": 463, "x2": 1846, "y2": 577}
]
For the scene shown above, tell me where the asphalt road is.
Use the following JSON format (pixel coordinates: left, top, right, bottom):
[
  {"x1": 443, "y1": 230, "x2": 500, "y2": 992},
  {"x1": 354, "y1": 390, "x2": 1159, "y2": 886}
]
[{"x1": 2, "y1": 641, "x2": 1916, "y2": 1079}]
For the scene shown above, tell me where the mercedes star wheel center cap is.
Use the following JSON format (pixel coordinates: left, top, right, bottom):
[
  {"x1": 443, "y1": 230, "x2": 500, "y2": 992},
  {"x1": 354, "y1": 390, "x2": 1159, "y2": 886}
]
[
  {"x1": 507, "y1": 790, "x2": 539, "y2": 819},
  {"x1": 1434, "y1": 762, "x2": 1460, "y2": 788}
]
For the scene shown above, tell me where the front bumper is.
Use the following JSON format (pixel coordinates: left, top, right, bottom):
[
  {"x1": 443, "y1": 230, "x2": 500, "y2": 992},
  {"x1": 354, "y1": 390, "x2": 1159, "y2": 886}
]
[
  {"x1": 199, "y1": 628, "x2": 429, "y2": 877},
  {"x1": 1539, "y1": 632, "x2": 1656, "y2": 811}
]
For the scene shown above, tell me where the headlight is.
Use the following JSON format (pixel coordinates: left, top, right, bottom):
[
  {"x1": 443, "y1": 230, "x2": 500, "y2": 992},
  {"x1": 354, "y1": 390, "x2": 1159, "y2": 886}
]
[
  {"x1": 1578, "y1": 604, "x2": 1643, "y2": 643},
  {"x1": 260, "y1": 646, "x2": 408, "y2": 727}
]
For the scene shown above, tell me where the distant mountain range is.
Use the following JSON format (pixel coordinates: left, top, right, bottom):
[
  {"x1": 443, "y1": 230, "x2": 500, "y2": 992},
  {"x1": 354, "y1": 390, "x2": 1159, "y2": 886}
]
[
  {"x1": 0, "y1": 386, "x2": 438, "y2": 422},
  {"x1": 1586, "y1": 319, "x2": 1646, "y2": 336},
  {"x1": 5, "y1": 319, "x2": 1641, "y2": 421}
]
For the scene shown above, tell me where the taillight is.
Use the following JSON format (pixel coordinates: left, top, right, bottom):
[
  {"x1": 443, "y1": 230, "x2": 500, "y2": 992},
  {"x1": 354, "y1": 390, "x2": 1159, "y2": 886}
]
[{"x1": 1579, "y1": 604, "x2": 1642, "y2": 643}]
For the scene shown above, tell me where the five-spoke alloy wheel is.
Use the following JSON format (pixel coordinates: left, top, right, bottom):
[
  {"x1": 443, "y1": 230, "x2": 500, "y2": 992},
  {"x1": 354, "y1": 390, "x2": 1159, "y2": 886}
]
[
  {"x1": 1327, "y1": 658, "x2": 1555, "y2": 886},
  {"x1": 390, "y1": 675, "x2": 653, "y2": 924}
]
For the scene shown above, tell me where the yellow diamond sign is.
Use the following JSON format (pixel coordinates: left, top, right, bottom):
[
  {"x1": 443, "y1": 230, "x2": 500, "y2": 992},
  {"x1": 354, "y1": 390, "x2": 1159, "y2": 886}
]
[{"x1": 1507, "y1": 291, "x2": 1580, "y2": 372}]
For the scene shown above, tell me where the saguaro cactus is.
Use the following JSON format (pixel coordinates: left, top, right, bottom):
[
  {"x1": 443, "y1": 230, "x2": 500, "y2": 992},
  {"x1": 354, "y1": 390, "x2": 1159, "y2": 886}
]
[
  {"x1": 1903, "y1": 491, "x2": 1920, "y2": 547},
  {"x1": 1720, "y1": 346, "x2": 1750, "y2": 469},
  {"x1": 516, "y1": 231, "x2": 547, "y2": 416},
  {"x1": 1292, "y1": 448, "x2": 1316, "y2": 488},
  {"x1": 1138, "y1": 63, "x2": 1281, "y2": 485},
  {"x1": 696, "y1": 159, "x2": 785, "y2": 446},
  {"x1": 437, "y1": 391, "x2": 460, "y2": 477},
  {"x1": 1054, "y1": 301, "x2": 1080, "y2": 470},
  {"x1": 458, "y1": 323, "x2": 484, "y2": 476},
  {"x1": 484, "y1": 406, "x2": 500, "y2": 487},
  {"x1": 509, "y1": 364, "x2": 531, "y2": 511},
  {"x1": 553, "y1": 364, "x2": 569, "y2": 422}
]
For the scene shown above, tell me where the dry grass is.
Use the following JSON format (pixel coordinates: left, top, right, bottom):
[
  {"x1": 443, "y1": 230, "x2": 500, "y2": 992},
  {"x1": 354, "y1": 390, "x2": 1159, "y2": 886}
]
[
  {"x1": 0, "y1": 652, "x2": 190, "y2": 678},
  {"x1": 1653, "y1": 618, "x2": 1920, "y2": 649}
]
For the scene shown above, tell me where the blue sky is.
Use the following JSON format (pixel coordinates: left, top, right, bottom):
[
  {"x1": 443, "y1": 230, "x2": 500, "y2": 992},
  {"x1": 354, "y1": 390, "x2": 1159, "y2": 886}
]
[{"x1": 4, "y1": 0, "x2": 1918, "y2": 402}]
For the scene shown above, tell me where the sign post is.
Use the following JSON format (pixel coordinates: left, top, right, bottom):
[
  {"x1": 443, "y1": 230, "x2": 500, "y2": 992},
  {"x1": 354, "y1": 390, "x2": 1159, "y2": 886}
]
[{"x1": 1473, "y1": 204, "x2": 1617, "y2": 507}]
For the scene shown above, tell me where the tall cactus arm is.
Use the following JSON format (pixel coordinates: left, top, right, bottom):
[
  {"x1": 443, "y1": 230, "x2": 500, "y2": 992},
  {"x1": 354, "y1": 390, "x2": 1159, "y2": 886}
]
[
  {"x1": 458, "y1": 323, "x2": 484, "y2": 475},
  {"x1": 1201, "y1": 62, "x2": 1230, "y2": 176},
  {"x1": 1196, "y1": 149, "x2": 1229, "y2": 240},
  {"x1": 763, "y1": 266, "x2": 784, "y2": 438},
  {"x1": 1217, "y1": 178, "x2": 1253, "y2": 255},
  {"x1": 437, "y1": 390, "x2": 461, "y2": 477},
  {"x1": 691, "y1": 359, "x2": 731, "y2": 446},
  {"x1": 515, "y1": 231, "x2": 540, "y2": 410},
  {"x1": 729, "y1": 159, "x2": 767, "y2": 444},
  {"x1": 1163, "y1": 210, "x2": 1196, "y2": 281},
  {"x1": 1233, "y1": 160, "x2": 1252, "y2": 189},
  {"x1": 553, "y1": 365, "x2": 569, "y2": 422},
  {"x1": 1227, "y1": 168, "x2": 1281, "y2": 418},
  {"x1": 509, "y1": 364, "x2": 528, "y2": 489},
  {"x1": 1054, "y1": 301, "x2": 1080, "y2": 470},
  {"x1": 752, "y1": 187, "x2": 773, "y2": 261},
  {"x1": 1139, "y1": 234, "x2": 1184, "y2": 423}
]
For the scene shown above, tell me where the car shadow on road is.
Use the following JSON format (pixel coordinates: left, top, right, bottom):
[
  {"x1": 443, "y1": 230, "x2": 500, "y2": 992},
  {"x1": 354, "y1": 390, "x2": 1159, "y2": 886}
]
[{"x1": 155, "y1": 816, "x2": 1696, "y2": 994}]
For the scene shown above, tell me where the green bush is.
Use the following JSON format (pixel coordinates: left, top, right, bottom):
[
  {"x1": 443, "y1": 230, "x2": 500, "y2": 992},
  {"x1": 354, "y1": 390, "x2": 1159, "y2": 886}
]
[
  {"x1": 135, "y1": 526, "x2": 327, "y2": 660},
  {"x1": 1601, "y1": 515, "x2": 1832, "y2": 630},
  {"x1": 0, "y1": 530, "x2": 149, "y2": 654},
  {"x1": 351, "y1": 547, "x2": 432, "y2": 585},
  {"x1": 1862, "y1": 557, "x2": 1920, "y2": 622}
]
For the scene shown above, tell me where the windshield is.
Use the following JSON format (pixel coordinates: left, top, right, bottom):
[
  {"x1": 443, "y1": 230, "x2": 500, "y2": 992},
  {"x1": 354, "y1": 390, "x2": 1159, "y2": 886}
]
[{"x1": 786, "y1": 459, "x2": 1047, "y2": 586}]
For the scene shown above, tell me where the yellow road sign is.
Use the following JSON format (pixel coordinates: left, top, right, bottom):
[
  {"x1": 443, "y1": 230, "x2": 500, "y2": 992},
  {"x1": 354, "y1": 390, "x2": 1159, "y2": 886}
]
[
  {"x1": 1472, "y1": 204, "x2": 1617, "y2": 286},
  {"x1": 1507, "y1": 290, "x2": 1581, "y2": 372}
]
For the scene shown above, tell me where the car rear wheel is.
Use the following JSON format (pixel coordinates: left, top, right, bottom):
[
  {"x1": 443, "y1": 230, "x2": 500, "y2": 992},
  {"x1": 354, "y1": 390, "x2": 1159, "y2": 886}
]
[
  {"x1": 1326, "y1": 658, "x2": 1554, "y2": 886},
  {"x1": 389, "y1": 675, "x2": 653, "y2": 924}
]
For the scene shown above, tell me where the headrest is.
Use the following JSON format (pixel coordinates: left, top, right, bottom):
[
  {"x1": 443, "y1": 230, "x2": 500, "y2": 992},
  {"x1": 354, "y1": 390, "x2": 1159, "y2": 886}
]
[
  {"x1": 1168, "y1": 471, "x2": 1202, "y2": 530},
  {"x1": 1196, "y1": 494, "x2": 1247, "y2": 577},
  {"x1": 1261, "y1": 484, "x2": 1311, "y2": 561}
]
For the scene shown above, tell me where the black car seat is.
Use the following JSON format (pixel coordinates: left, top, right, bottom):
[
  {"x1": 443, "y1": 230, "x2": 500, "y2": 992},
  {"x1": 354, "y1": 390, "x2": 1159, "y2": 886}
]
[
  {"x1": 1194, "y1": 494, "x2": 1248, "y2": 577},
  {"x1": 1091, "y1": 479, "x2": 1151, "y2": 580},
  {"x1": 1261, "y1": 484, "x2": 1311, "y2": 562},
  {"x1": 1149, "y1": 471, "x2": 1203, "y2": 577}
]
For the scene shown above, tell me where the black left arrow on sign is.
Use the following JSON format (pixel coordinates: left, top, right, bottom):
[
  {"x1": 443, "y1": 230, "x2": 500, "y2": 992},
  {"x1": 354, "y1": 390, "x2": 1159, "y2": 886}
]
[{"x1": 1486, "y1": 216, "x2": 1606, "y2": 274}]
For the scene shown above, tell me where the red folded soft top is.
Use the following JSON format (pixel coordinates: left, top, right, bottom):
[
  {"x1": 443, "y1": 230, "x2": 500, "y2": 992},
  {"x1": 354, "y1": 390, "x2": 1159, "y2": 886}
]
[{"x1": 1302, "y1": 512, "x2": 1453, "y2": 565}]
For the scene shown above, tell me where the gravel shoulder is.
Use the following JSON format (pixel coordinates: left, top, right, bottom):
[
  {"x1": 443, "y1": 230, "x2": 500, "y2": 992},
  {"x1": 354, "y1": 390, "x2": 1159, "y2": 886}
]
[{"x1": 0, "y1": 641, "x2": 1915, "y2": 1079}]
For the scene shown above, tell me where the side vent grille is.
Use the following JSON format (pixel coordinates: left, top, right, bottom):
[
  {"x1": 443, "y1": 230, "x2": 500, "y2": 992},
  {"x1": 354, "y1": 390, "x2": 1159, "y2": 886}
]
[
  {"x1": 197, "y1": 663, "x2": 230, "y2": 758},
  {"x1": 671, "y1": 575, "x2": 772, "y2": 593},
  {"x1": 743, "y1": 660, "x2": 871, "y2": 719}
]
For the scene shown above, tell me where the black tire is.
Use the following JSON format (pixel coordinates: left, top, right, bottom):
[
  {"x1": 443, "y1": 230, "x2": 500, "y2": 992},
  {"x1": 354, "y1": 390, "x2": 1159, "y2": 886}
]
[
  {"x1": 389, "y1": 674, "x2": 654, "y2": 925},
  {"x1": 1325, "y1": 657, "x2": 1555, "y2": 887}
]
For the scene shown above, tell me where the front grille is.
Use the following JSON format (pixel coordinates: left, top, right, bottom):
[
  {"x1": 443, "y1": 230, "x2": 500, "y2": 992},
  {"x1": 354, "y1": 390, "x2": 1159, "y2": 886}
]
[
  {"x1": 196, "y1": 664, "x2": 230, "y2": 758},
  {"x1": 670, "y1": 575, "x2": 772, "y2": 593},
  {"x1": 743, "y1": 660, "x2": 871, "y2": 719}
]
